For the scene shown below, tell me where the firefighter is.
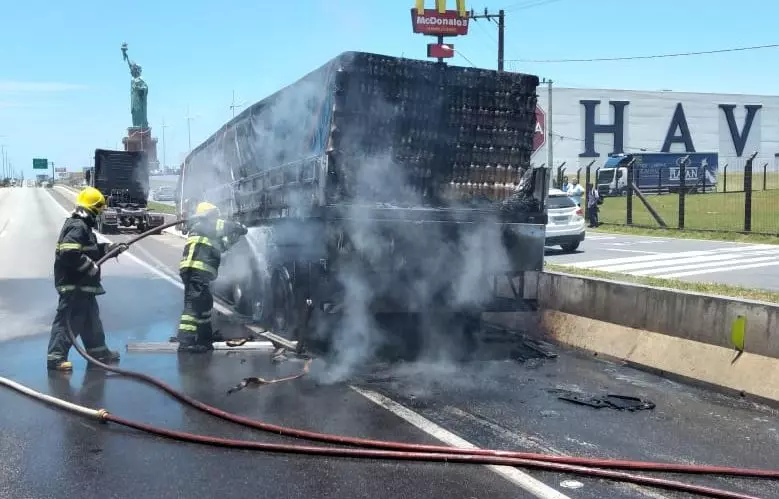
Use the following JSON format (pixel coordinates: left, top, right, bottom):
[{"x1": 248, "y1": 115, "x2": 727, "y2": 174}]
[
  {"x1": 177, "y1": 201, "x2": 248, "y2": 352},
  {"x1": 47, "y1": 186, "x2": 129, "y2": 371}
]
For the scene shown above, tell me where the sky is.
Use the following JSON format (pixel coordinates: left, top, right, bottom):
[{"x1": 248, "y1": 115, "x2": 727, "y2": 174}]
[{"x1": 1, "y1": 0, "x2": 778, "y2": 179}]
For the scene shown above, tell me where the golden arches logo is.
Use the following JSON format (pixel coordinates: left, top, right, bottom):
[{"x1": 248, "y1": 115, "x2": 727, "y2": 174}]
[{"x1": 415, "y1": 0, "x2": 467, "y2": 18}]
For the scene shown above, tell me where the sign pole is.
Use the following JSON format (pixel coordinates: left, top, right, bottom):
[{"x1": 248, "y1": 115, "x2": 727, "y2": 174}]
[{"x1": 547, "y1": 79, "x2": 553, "y2": 173}]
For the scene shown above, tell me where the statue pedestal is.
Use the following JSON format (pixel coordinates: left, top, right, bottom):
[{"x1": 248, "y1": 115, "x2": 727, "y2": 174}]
[{"x1": 122, "y1": 127, "x2": 160, "y2": 169}]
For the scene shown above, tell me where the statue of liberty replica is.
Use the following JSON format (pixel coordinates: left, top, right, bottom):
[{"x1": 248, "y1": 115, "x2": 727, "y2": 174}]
[
  {"x1": 120, "y1": 43, "x2": 158, "y2": 167},
  {"x1": 121, "y1": 42, "x2": 149, "y2": 128}
]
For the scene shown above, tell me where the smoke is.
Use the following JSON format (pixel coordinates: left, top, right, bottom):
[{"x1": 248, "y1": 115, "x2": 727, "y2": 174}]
[
  {"x1": 132, "y1": 155, "x2": 150, "y2": 201},
  {"x1": 182, "y1": 54, "x2": 531, "y2": 384}
]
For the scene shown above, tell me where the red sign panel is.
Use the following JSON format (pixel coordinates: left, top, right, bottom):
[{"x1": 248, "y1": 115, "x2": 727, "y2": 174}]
[
  {"x1": 427, "y1": 43, "x2": 455, "y2": 58},
  {"x1": 411, "y1": 9, "x2": 469, "y2": 36},
  {"x1": 532, "y1": 105, "x2": 546, "y2": 156}
]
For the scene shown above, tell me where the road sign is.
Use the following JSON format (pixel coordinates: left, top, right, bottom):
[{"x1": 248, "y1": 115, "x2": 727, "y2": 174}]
[
  {"x1": 532, "y1": 106, "x2": 545, "y2": 156},
  {"x1": 55, "y1": 167, "x2": 66, "y2": 173},
  {"x1": 33, "y1": 158, "x2": 48, "y2": 169}
]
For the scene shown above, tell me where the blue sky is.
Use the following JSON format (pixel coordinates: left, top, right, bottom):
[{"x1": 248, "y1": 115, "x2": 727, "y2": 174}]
[{"x1": 1, "y1": 0, "x2": 777, "y2": 179}]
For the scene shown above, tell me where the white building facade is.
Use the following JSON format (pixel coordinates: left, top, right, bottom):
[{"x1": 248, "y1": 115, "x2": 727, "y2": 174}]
[{"x1": 533, "y1": 88, "x2": 779, "y2": 175}]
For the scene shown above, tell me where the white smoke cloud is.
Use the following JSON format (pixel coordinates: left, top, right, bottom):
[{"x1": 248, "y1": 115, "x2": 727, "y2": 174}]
[{"x1": 182, "y1": 54, "x2": 536, "y2": 384}]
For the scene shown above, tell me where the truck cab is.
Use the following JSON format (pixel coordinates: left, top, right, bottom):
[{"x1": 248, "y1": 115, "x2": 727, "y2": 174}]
[{"x1": 596, "y1": 156, "x2": 629, "y2": 197}]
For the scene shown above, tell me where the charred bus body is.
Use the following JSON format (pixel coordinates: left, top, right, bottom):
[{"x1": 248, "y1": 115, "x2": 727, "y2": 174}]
[{"x1": 176, "y1": 52, "x2": 548, "y2": 359}]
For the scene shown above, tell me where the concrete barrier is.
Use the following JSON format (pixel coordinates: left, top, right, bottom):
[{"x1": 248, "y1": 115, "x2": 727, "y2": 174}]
[
  {"x1": 491, "y1": 271, "x2": 779, "y2": 403},
  {"x1": 537, "y1": 271, "x2": 779, "y2": 359}
]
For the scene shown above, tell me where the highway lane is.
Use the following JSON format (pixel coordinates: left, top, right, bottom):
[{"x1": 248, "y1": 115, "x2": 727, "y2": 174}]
[
  {"x1": 546, "y1": 231, "x2": 779, "y2": 292},
  {"x1": 2, "y1": 185, "x2": 571, "y2": 499},
  {"x1": 0, "y1": 185, "x2": 779, "y2": 498}
]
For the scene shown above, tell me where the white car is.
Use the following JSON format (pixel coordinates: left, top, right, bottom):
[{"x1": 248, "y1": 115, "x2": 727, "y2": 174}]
[{"x1": 545, "y1": 188, "x2": 585, "y2": 252}]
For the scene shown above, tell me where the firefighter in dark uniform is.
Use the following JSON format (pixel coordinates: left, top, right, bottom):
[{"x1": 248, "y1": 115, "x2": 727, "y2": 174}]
[
  {"x1": 47, "y1": 186, "x2": 128, "y2": 371},
  {"x1": 177, "y1": 201, "x2": 248, "y2": 352}
]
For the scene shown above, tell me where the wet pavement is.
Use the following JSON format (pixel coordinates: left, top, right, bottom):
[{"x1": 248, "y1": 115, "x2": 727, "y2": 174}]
[{"x1": 0, "y1": 185, "x2": 777, "y2": 499}]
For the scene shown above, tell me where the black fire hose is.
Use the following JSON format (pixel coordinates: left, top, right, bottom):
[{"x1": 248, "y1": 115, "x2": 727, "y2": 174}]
[
  {"x1": 97, "y1": 218, "x2": 186, "y2": 265},
  {"x1": 44, "y1": 218, "x2": 777, "y2": 498}
]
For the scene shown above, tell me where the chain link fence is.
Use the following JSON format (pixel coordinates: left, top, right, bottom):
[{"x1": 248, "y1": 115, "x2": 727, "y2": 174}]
[{"x1": 549, "y1": 153, "x2": 779, "y2": 235}]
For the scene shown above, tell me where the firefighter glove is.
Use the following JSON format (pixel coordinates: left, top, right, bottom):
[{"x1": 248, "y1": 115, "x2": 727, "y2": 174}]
[
  {"x1": 238, "y1": 223, "x2": 248, "y2": 236},
  {"x1": 108, "y1": 242, "x2": 129, "y2": 255},
  {"x1": 85, "y1": 259, "x2": 100, "y2": 277}
]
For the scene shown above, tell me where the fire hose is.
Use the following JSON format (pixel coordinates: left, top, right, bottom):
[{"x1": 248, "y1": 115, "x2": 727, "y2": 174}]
[
  {"x1": 0, "y1": 218, "x2": 773, "y2": 498},
  {"x1": 0, "y1": 375, "x2": 764, "y2": 499}
]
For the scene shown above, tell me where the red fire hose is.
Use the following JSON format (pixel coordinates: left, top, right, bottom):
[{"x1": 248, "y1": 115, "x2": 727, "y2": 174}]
[
  {"x1": 48, "y1": 219, "x2": 773, "y2": 497},
  {"x1": 0, "y1": 374, "x2": 764, "y2": 499}
]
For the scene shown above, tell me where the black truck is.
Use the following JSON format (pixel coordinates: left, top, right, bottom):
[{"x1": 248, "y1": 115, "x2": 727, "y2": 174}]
[
  {"x1": 86, "y1": 149, "x2": 165, "y2": 234},
  {"x1": 176, "y1": 51, "x2": 549, "y2": 360}
]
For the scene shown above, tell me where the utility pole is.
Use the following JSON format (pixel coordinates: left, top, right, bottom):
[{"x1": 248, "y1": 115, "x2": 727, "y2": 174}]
[
  {"x1": 185, "y1": 106, "x2": 195, "y2": 153},
  {"x1": 229, "y1": 90, "x2": 245, "y2": 118},
  {"x1": 469, "y1": 8, "x2": 505, "y2": 71},
  {"x1": 161, "y1": 119, "x2": 169, "y2": 172}
]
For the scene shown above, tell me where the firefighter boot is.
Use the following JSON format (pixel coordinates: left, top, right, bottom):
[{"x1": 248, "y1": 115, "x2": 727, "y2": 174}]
[
  {"x1": 87, "y1": 346, "x2": 121, "y2": 364},
  {"x1": 47, "y1": 359, "x2": 73, "y2": 372}
]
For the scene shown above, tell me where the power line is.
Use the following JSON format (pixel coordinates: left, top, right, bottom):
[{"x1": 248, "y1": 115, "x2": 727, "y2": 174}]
[
  {"x1": 506, "y1": 42, "x2": 779, "y2": 63},
  {"x1": 451, "y1": 47, "x2": 478, "y2": 67},
  {"x1": 473, "y1": 16, "x2": 499, "y2": 45},
  {"x1": 501, "y1": 0, "x2": 564, "y2": 12}
]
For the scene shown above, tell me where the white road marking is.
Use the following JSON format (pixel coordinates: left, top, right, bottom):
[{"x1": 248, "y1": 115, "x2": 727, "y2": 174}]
[
  {"x1": 631, "y1": 255, "x2": 779, "y2": 276},
  {"x1": 568, "y1": 245, "x2": 769, "y2": 269},
  {"x1": 558, "y1": 237, "x2": 779, "y2": 279},
  {"x1": 350, "y1": 386, "x2": 571, "y2": 499},
  {"x1": 654, "y1": 260, "x2": 779, "y2": 279},
  {"x1": 604, "y1": 249, "x2": 662, "y2": 254},
  {"x1": 44, "y1": 187, "x2": 236, "y2": 316},
  {"x1": 598, "y1": 249, "x2": 779, "y2": 273}
]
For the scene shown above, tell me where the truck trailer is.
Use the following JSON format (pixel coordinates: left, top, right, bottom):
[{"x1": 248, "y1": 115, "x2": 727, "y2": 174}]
[
  {"x1": 176, "y1": 51, "x2": 549, "y2": 360},
  {"x1": 87, "y1": 149, "x2": 165, "y2": 234},
  {"x1": 596, "y1": 152, "x2": 719, "y2": 197}
]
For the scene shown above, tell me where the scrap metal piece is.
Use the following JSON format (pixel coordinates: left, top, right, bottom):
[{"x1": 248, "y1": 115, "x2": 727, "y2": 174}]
[
  {"x1": 126, "y1": 341, "x2": 275, "y2": 353},
  {"x1": 556, "y1": 390, "x2": 655, "y2": 412},
  {"x1": 522, "y1": 339, "x2": 558, "y2": 359},
  {"x1": 558, "y1": 393, "x2": 609, "y2": 409},
  {"x1": 603, "y1": 394, "x2": 656, "y2": 412},
  {"x1": 226, "y1": 358, "x2": 313, "y2": 395}
]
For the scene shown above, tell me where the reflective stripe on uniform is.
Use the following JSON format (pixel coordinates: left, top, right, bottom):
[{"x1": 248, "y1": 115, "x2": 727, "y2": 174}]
[
  {"x1": 180, "y1": 314, "x2": 210, "y2": 324},
  {"x1": 179, "y1": 259, "x2": 217, "y2": 275},
  {"x1": 216, "y1": 219, "x2": 225, "y2": 234},
  {"x1": 178, "y1": 324, "x2": 198, "y2": 332},
  {"x1": 180, "y1": 236, "x2": 218, "y2": 276},
  {"x1": 56, "y1": 243, "x2": 82, "y2": 251},
  {"x1": 56, "y1": 285, "x2": 104, "y2": 294},
  {"x1": 186, "y1": 236, "x2": 213, "y2": 248}
]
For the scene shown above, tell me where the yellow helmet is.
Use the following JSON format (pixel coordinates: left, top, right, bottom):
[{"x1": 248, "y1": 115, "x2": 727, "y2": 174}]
[
  {"x1": 195, "y1": 201, "x2": 219, "y2": 217},
  {"x1": 76, "y1": 186, "x2": 106, "y2": 215}
]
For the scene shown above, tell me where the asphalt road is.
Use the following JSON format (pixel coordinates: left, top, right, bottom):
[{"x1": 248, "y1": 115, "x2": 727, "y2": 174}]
[
  {"x1": 546, "y1": 231, "x2": 779, "y2": 292},
  {"x1": 0, "y1": 185, "x2": 777, "y2": 499}
]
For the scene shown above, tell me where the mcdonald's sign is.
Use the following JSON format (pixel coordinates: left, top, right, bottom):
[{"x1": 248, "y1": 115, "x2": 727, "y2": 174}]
[{"x1": 411, "y1": 0, "x2": 469, "y2": 36}]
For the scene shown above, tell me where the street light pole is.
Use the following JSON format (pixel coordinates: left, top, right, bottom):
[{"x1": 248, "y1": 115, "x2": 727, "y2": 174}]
[
  {"x1": 161, "y1": 118, "x2": 169, "y2": 172},
  {"x1": 185, "y1": 106, "x2": 194, "y2": 153}
]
